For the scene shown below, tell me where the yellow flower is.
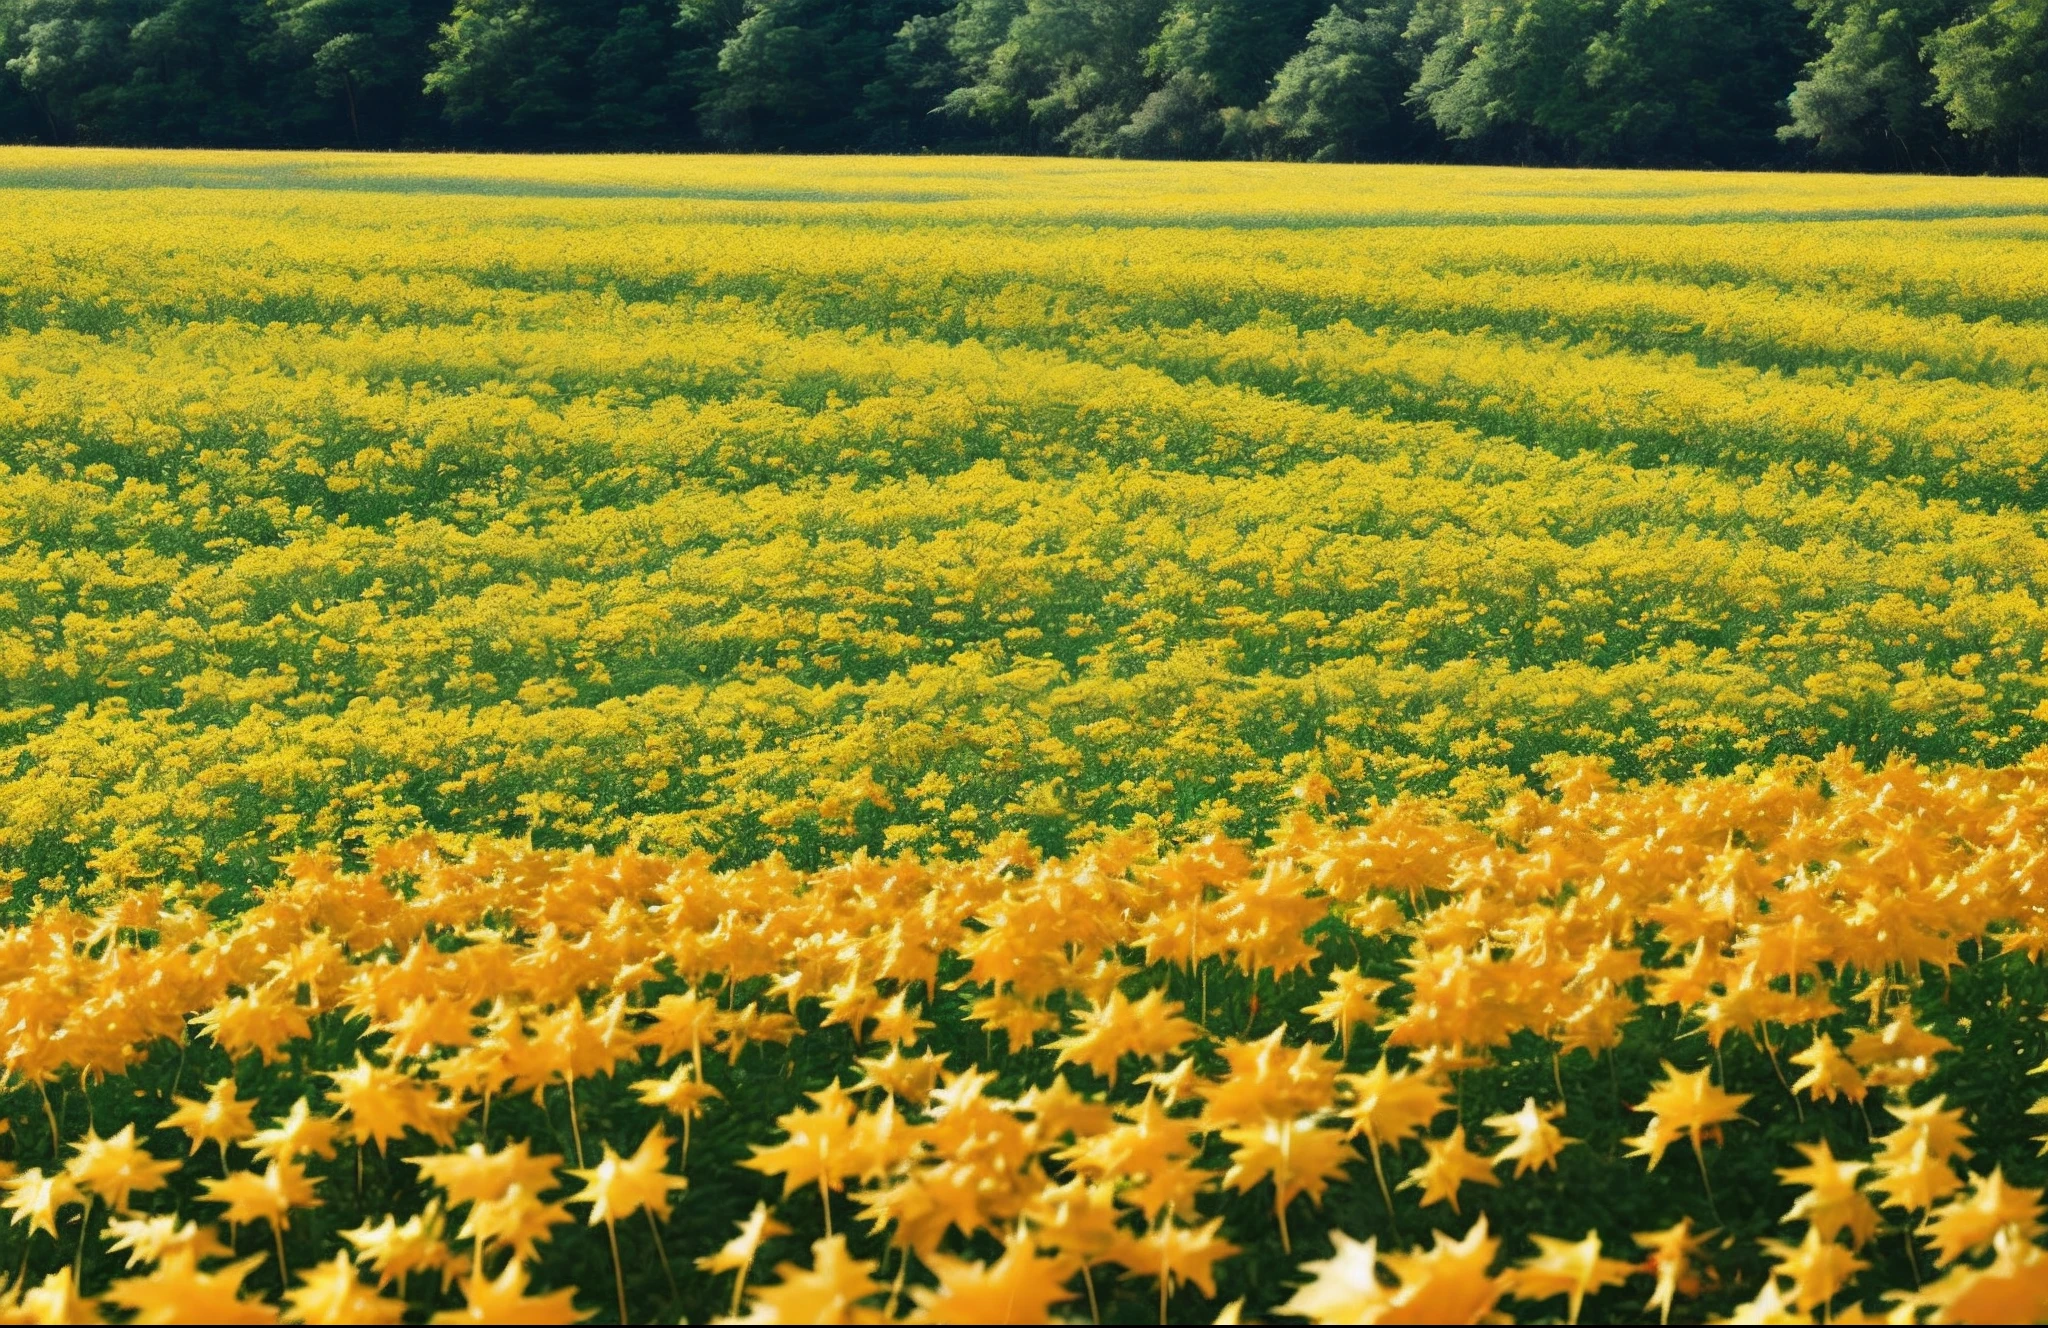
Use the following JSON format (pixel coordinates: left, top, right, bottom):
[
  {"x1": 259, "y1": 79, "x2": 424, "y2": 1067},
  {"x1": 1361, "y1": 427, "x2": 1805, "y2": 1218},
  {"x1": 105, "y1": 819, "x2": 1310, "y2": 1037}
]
[
  {"x1": 1759, "y1": 1226, "x2": 1868, "y2": 1315},
  {"x1": 103, "y1": 1215, "x2": 232, "y2": 1269},
  {"x1": 65, "y1": 1124, "x2": 178, "y2": 1213},
  {"x1": 905, "y1": 1233, "x2": 1074, "y2": 1324},
  {"x1": 1376, "y1": 1217, "x2": 1505, "y2": 1323},
  {"x1": 427, "y1": 1261, "x2": 588, "y2": 1325},
  {"x1": 1626, "y1": 1063, "x2": 1749, "y2": 1170},
  {"x1": 1635, "y1": 1218, "x2": 1712, "y2": 1325},
  {"x1": 1921, "y1": 1167, "x2": 2044, "y2": 1267},
  {"x1": 2, "y1": 1168, "x2": 83, "y2": 1241},
  {"x1": 160, "y1": 1078, "x2": 259, "y2": 1157},
  {"x1": 103, "y1": 1251, "x2": 280, "y2": 1325},
  {"x1": 248, "y1": 1099, "x2": 339, "y2": 1164},
  {"x1": 280, "y1": 1253, "x2": 408, "y2": 1325},
  {"x1": 324, "y1": 1056, "x2": 433, "y2": 1153},
  {"x1": 1482, "y1": 1097, "x2": 1576, "y2": 1178},
  {"x1": 340, "y1": 1203, "x2": 463, "y2": 1290},
  {"x1": 564, "y1": 1125, "x2": 686, "y2": 1227},
  {"x1": 1776, "y1": 1140, "x2": 1879, "y2": 1249},
  {"x1": 1051, "y1": 987, "x2": 1201, "y2": 1085},
  {"x1": 735, "y1": 1235, "x2": 884, "y2": 1325},
  {"x1": 1277, "y1": 1231, "x2": 1387, "y2": 1324},
  {"x1": 1400, "y1": 1126, "x2": 1500, "y2": 1215},
  {"x1": 1218, "y1": 1114, "x2": 1353, "y2": 1253},
  {"x1": 413, "y1": 1141, "x2": 564, "y2": 1210},
  {"x1": 1508, "y1": 1231, "x2": 1636, "y2": 1325},
  {"x1": 697, "y1": 1201, "x2": 793, "y2": 1319},
  {"x1": 201, "y1": 1158, "x2": 322, "y2": 1231}
]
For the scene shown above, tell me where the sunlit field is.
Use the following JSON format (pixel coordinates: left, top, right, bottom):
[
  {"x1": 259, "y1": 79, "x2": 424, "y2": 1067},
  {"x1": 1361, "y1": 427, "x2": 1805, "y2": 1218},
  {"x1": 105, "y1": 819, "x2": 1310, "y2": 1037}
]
[{"x1": 4, "y1": 149, "x2": 2048, "y2": 1322}]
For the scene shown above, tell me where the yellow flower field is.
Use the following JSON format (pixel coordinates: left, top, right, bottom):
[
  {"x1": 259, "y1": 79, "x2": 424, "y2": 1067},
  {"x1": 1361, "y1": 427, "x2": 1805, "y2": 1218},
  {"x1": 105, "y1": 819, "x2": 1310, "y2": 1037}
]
[{"x1": 2, "y1": 149, "x2": 2048, "y2": 1321}]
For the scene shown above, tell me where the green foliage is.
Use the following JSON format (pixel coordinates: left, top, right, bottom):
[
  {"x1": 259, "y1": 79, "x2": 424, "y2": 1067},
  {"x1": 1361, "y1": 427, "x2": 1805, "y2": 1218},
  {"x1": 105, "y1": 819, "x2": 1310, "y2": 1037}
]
[
  {"x1": 1229, "y1": 3, "x2": 1422, "y2": 162},
  {"x1": 1147, "y1": 0, "x2": 1325, "y2": 109},
  {"x1": 1925, "y1": 0, "x2": 2048, "y2": 150},
  {"x1": 425, "y1": 0, "x2": 706, "y2": 146},
  {"x1": 1409, "y1": 0, "x2": 1817, "y2": 164},
  {"x1": 0, "y1": 0, "x2": 2045, "y2": 165},
  {"x1": 942, "y1": 0, "x2": 1175, "y2": 153},
  {"x1": 270, "y1": 0, "x2": 444, "y2": 145},
  {"x1": 0, "y1": 0, "x2": 302, "y2": 143}
]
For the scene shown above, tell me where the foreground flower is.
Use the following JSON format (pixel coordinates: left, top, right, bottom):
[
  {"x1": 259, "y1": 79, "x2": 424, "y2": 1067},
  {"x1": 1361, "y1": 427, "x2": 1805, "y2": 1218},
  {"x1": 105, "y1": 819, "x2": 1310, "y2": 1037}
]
[
  {"x1": 281, "y1": 1252, "x2": 409, "y2": 1325},
  {"x1": 428, "y1": 1261, "x2": 588, "y2": 1325},
  {"x1": 103, "y1": 1251, "x2": 279, "y2": 1325},
  {"x1": 565, "y1": 1124, "x2": 688, "y2": 1324},
  {"x1": 1509, "y1": 1230, "x2": 1635, "y2": 1324}
]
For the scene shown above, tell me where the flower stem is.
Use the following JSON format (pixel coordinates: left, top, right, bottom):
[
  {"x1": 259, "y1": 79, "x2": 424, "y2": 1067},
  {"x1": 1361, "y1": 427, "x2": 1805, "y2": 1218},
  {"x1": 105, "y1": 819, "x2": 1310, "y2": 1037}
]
[
  {"x1": 270, "y1": 1217, "x2": 290, "y2": 1293},
  {"x1": 884, "y1": 1249, "x2": 909, "y2": 1319},
  {"x1": 1368, "y1": 1136, "x2": 1397, "y2": 1227},
  {"x1": 1689, "y1": 1136, "x2": 1721, "y2": 1223},
  {"x1": 36, "y1": 1082, "x2": 58, "y2": 1157},
  {"x1": 644, "y1": 1208, "x2": 676, "y2": 1300},
  {"x1": 563, "y1": 1077, "x2": 586, "y2": 1170},
  {"x1": 72, "y1": 1195, "x2": 93, "y2": 1283},
  {"x1": 730, "y1": 1252, "x2": 755, "y2": 1318},
  {"x1": 605, "y1": 1215, "x2": 627, "y2": 1325}
]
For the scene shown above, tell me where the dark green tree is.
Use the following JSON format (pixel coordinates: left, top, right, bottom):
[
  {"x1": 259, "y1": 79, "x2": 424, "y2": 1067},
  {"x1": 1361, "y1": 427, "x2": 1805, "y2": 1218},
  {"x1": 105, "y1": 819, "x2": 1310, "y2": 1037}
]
[
  {"x1": 1118, "y1": 0, "x2": 1325, "y2": 157},
  {"x1": 942, "y1": 0, "x2": 1171, "y2": 154},
  {"x1": 426, "y1": 0, "x2": 706, "y2": 145},
  {"x1": 1410, "y1": 0, "x2": 1815, "y2": 163},
  {"x1": 932, "y1": 0, "x2": 1028, "y2": 142},
  {"x1": 1226, "y1": 1, "x2": 1424, "y2": 160},
  {"x1": 0, "y1": 0, "x2": 146, "y2": 139},
  {"x1": 1148, "y1": 0, "x2": 1322, "y2": 105},
  {"x1": 697, "y1": 0, "x2": 938, "y2": 148},
  {"x1": 1, "y1": 0, "x2": 293, "y2": 142},
  {"x1": 863, "y1": 8, "x2": 966, "y2": 146},
  {"x1": 0, "y1": 0, "x2": 2045, "y2": 170},
  {"x1": 269, "y1": 0, "x2": 442, "y2": 144},
  {"x1": 1779, "y1": 0, "x2": 1964, "y2": 167},
  {"x1": 1926, "y1": 0, "x2": 2047, "y2": 167}
]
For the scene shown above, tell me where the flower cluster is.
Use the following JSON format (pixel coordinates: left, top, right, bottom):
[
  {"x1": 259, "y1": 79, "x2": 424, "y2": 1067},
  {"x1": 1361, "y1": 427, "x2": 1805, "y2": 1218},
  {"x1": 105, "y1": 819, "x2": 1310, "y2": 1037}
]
[{"x1": 0, "y1": 752, "x2": 2044, "y2": 1320}]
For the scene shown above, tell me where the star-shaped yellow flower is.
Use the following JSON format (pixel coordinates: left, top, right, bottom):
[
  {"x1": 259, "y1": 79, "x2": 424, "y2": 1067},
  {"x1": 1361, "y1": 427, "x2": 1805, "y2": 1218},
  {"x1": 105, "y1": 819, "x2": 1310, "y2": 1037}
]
[
  {"x1": 1777, "y1": 1139, "x2": 1879, "y2": 1248},
  {"x1": 281, "y1": 1252, "x2": 409, "y2": 1325},
  {"x1": 3, "y1": 1167, "x2": 82, "y2": 1241},
  {"x1": 738, "y1": 1235, "x2": 884, "y2": 1324},
  {"x1": 67, "y1": 1124, "x2": 179, "y2": 1214},
  {"x1": 1626, "y1": 1063, "x2": 1748, "y2": 1170},
  {"x1": 565, "y1": 1124, "x2": 687, "y2": 1227},
  {"x1": 1401, "y1": 1125, "x2": 1500, "y2": 1214},
  {"x1": 1509, "y1": 1230, "x2": 1636, "y2": 1324},
  {"x1": 248, "y1": 1098, "x2": 338, "y2": 1164},
  {"x1": 103, "y1": 1251, "x2": 279, "y2": 1325},
  {"x1": 160, "y1": 1078, "x2": 258, "y2": 1158},
  {"x1": 906, "y1": 1233, "x2": 1074, "y2": 1323},
  {"x1": 340, "y1": 1202, "x2": 462, "y2": 1291},
  {"x1": 1277, "y1": 1231, "x2": 1387, "y2": 1324},
  {"x1": 1482, "y1": 1097, "x2": 1576, "y2": 1178},
  {"x1": 1922, "y1": 1167, "x2": 2045, "y2": 1267},
  {"x1": 697, "y1": 1201, "x2": 793, "y2": 1318},
  {"x1": 427, "y1": 1260, "x2": 588, "y2": 1324},
  {"x1": 1635, "y1": 1218, "x2": 1712, "y2": 1325}
]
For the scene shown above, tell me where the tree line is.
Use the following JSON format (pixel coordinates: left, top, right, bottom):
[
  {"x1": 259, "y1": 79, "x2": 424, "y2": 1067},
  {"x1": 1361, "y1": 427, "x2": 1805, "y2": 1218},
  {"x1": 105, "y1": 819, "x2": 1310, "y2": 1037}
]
[{"x1": 0, "y1": 0, "x2": 2043, "y2": 171}]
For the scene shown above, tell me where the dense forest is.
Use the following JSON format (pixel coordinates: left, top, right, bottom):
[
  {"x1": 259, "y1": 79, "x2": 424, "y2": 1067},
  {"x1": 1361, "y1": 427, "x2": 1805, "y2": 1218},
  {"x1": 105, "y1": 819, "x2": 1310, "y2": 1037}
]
[{"x1": 0, "y1": 0, "x2": 2043, "y2": 170}]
